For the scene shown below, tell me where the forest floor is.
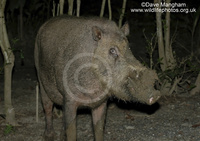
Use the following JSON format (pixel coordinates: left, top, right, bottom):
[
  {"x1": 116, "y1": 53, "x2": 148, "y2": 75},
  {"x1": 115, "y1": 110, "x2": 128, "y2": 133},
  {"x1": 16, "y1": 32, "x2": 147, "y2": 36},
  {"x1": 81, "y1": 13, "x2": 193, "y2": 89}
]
[{"x1": 0, "y1": 69, "x2": 200, "y2": 141}]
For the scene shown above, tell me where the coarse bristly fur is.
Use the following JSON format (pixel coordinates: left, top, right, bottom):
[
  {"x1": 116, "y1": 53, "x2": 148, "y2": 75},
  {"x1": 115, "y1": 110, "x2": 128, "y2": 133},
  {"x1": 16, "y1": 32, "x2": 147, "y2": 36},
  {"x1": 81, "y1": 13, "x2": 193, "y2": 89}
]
[{"x1": 35, "y1": 15, "x2": 161, "y2": 141}]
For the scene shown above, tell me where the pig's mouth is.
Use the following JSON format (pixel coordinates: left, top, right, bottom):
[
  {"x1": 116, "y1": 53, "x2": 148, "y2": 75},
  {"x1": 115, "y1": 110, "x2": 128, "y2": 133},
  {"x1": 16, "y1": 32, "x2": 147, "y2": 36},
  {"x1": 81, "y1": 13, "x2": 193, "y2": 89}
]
[{"x1": 126, "y1": 77, "x2": 160, "y2": 105}]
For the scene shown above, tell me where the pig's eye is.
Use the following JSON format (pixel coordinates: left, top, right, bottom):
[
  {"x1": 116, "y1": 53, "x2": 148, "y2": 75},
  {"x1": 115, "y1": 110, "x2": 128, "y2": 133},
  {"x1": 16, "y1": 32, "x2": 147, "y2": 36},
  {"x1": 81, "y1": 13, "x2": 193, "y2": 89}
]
[{"x1": 109, "y1": 48, "x2": 118, "y2": 58}]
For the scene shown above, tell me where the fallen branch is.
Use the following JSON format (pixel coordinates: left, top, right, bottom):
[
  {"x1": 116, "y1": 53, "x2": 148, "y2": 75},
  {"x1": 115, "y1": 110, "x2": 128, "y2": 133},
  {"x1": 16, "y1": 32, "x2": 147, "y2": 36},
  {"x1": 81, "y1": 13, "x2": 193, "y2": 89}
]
[{"x1": 169, "y1": 77, "x2": 182, "y2": 95}]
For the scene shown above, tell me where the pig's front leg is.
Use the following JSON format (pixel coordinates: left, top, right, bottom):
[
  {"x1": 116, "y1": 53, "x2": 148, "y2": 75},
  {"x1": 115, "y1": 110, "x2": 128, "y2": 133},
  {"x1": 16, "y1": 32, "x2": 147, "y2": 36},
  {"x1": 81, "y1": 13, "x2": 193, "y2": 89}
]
[
  {"x1": 63, "y1": 100, "x2": 78, "y2": 141},
  {"x1": 92, "y1": 102, "x2": 107, "y2": 141}
]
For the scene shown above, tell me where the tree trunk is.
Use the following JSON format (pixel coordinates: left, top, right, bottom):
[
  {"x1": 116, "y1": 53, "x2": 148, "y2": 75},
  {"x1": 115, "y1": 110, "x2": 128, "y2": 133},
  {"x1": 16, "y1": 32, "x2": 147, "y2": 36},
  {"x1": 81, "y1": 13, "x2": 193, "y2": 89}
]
[
  {"x1": 164, "y1": 0, "x2": 176, "y2": 69},
  {"x1": 154, "y1": 0, "x2": 166, "y2": 71},
  {"x1": 76, "y1": 0, "x2": 81, "y2": 17},
  {"x1": 59, "y1": 0, "x2": 64, "y2": 15},
  {"x1": 100, "y1": 0, "x2": 106, "y2": 18},
  {"x1": 118, "y1": 0, "x2": 127, "y2": 28},
  {"x1": 52, "y1": 1, "x2": 56, "y2": 17},
  {"x1": 57, "y1": 3, "x2": 60, "y2": 16},
  {"x1": 0, "y1": 0, "x2": 17, "y2": 126},
  {"x1": 108, "y1": 0, "x2": 112, "y2": 20},
  {"x1": 68, "y1": 0, "x2": 74, "y2": 15}
]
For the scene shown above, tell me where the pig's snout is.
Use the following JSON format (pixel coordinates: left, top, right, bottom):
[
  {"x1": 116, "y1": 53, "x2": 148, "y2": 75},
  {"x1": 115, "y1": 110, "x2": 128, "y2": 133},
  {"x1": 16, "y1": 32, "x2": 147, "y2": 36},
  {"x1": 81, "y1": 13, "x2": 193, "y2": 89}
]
[
  {"x1": 148, "y1": 80, "x2": 161, "y2": 105},
  {"x1": 127, "y1": 71, "x2": 161, "y2": 105},
  {"x1": 149, "y1": 94, "x2": 160, "y2": 105}
]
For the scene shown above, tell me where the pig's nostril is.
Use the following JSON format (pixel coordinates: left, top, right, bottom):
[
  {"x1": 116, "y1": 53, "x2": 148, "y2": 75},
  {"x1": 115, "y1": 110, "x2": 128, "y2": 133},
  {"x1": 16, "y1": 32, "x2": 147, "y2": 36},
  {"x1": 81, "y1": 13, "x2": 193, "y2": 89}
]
[
  {"x1": 149, "y1": 97, "x2": 154, "y2": 104},
  {"x1": 149, "y1": 96, "x2": 160, "y2": 104},
  {"x1": 154, "y1": 80, "x2": 161, "y2": 90}
]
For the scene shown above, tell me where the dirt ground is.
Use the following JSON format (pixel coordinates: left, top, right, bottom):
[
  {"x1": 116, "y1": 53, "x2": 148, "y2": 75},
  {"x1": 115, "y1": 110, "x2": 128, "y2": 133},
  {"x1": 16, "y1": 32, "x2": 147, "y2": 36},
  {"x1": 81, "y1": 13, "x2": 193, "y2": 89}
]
[{"x1": 0, "y1": 69, "x2": 200, "y2": 141}]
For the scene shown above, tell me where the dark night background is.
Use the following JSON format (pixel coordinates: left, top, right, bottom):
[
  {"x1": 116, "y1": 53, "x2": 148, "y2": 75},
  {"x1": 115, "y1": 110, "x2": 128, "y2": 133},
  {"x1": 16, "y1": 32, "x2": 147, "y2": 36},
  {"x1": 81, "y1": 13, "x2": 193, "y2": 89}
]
[
  {"x1": 1, "y1": 0, "x2": 200, "y2": 76},
  {"x1": 0, "y1": 0, "x2": 200, "y2": 79}
]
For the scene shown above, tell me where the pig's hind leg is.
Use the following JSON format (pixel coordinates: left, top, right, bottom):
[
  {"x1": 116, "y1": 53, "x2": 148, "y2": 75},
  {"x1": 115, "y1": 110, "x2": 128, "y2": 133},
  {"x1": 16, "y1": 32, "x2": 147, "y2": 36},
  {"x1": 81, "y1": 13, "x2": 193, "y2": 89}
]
[
  {"x1": 40, "y1": 83, "x2": 55, "y2": 141},
  {"x1": 62, "y1": 100, "x2": 78, "y2": 141}
]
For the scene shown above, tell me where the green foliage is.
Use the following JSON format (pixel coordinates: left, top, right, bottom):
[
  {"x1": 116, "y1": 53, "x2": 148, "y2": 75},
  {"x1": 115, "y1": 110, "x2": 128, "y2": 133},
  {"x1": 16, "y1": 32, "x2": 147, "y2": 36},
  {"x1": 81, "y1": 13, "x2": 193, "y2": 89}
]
[
  {"x1": 143, "y1": 5, "x2": 200, "y2": 95},
  {"x1": 159, "y1": 56, "x2": 199, "y2": 93},
  {"x1": 159, "y1": 59, "x2": 199, "y2": 81},
  {"x1": 144, "y1": 32, "x2": 157, "y2": 55},
  {"x1": 143, "y1": 29, "x2": 157, "y2": 69},
  {"x1": 143, "y1": 32, "x2": 200, "y2": 94},
  {"x1": 4, "y1": 124, "x2": 15, "y2": 135}
]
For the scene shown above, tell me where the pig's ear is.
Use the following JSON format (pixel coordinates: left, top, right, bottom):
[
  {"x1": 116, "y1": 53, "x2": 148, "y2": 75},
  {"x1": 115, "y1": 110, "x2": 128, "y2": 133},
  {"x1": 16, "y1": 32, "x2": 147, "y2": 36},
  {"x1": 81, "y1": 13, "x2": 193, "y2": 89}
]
[
  {"x1": 92, "y1": 26, "x2": 102, "y2": 41},
  {"x1": 121, "y1": 22, "x2": 129, "y2": 36}
]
